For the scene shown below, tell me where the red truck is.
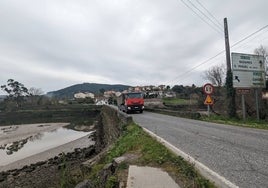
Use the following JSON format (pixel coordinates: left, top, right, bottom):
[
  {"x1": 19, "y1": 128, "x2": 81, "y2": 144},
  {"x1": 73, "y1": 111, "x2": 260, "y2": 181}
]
[{"x1": 117, "y1": 92, "x2": 144, "y2": 113}]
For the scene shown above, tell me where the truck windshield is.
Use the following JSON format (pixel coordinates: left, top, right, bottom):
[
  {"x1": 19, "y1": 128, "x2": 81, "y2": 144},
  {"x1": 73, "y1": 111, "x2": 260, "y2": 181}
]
[{"x1": 126, "y1": 93, "x2": 143, "y2": 99}]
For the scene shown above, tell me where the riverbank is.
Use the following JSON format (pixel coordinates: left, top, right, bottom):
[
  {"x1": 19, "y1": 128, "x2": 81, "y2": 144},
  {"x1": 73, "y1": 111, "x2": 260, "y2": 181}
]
[
  {"x1": 0, "y1": 144, "x2": 96, "y2": 187},
  {"x1": 0, "y1": 122, "x2": 96, "y2": 187},
  {"x1": 0, "y1": 132, "x2": 94, "y2": 172}
]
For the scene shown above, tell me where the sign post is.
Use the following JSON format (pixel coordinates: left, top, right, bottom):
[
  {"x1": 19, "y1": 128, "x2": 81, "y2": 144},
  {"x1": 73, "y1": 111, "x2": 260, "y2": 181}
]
[
  {"x1": 232, "y1": 53, "x2": 265, "y2": 120},
  {"x1": 203, "y1": 83, "x2": 214, "y2": 116},
  {"x1": 255, "y1": 89, "x2": 260, "y2": 121},
  {"x1": 237, "y1": 88, "x2": 251, "y2": 121}
]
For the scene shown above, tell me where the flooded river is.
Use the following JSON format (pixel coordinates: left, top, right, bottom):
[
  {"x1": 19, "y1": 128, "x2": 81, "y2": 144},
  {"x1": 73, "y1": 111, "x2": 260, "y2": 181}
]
[{"x1": 0, "y1": 124, "x2": 92, "y2": 166}]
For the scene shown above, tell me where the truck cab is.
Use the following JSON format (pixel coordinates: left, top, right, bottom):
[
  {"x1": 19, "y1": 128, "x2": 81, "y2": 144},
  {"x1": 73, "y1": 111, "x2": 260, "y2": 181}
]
[{"x1": 118, "y1": 92, "x2": 144, "y2": 113}]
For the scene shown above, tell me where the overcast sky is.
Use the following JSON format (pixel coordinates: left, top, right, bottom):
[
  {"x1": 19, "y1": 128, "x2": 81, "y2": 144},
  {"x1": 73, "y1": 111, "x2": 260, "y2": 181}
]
[{"x1": 0, "y1": 0, "x2": 267, "y2": 94}]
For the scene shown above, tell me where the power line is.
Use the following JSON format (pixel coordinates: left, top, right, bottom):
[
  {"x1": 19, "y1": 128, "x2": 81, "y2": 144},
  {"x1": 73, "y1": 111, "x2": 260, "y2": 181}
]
[
  {"x1": 232, "y1": 27, "x2": 268, "y2": 51},
  {"x1": 169, "y1": 50, "x2": 225, "y2": 84},
  {"x1": 194, "y1": 0, "x2": 222, "y2": 28},
  {"x1": 180, "y1": 0, "x2": 223, "y2": 35},
  {"x1": 169, "y1": 24, "x2": 268, "y2": 84},
  {"x1": 186, "y1": 0, "x2": 223, "y2": 32},
  {"x1": 231, "y1": 25, "x2": 268, "y2": 48}
]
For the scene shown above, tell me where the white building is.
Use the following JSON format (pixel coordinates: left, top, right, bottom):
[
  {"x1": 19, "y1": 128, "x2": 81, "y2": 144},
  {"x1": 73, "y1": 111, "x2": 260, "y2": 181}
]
[
  {"x1": 74, "y1": 92, "x2": 95, "y2": 99},
  {"x1": 95, "y1": 99, "x2": 108, "y2": 105}
]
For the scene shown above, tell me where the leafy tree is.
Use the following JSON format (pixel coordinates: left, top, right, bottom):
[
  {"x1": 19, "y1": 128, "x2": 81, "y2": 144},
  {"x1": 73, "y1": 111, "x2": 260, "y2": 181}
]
[
  {"x1": 99, "y1": 88, "x2": 105, "y2": 94},
  {"x1": 1, "y1": 79, "x2": 30, "y2": 107},
  {"x1": 172, "y1": 85, "x2": 184, "y2": 93},
  {"x1": 203, "y1": 64, "x2": 225, "y2": 86},
  {"x1": 171, "y1": 84, "x2": 199, "y2": 98}
]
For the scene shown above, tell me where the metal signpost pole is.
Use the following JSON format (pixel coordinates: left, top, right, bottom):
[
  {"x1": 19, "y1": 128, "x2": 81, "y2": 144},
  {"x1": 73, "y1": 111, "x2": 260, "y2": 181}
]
[
  {"x1": 241, "y1": 94, "x2": 246, "y2": 120},
  {"x1": 255, "y1": 89, "x2": 260, "y2": 121}
]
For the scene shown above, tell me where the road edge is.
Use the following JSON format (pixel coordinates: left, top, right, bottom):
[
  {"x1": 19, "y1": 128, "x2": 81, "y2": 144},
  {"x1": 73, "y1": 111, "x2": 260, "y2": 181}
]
[{"x1": 142, "y1": 127, "x2": 239, "y2": 188}]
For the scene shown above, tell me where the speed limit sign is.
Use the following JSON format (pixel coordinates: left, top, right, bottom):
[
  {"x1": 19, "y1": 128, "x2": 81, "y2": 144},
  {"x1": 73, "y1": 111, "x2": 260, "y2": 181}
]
[{"x1": 203, "y1": 83, "x2": 214, "y2": 95}]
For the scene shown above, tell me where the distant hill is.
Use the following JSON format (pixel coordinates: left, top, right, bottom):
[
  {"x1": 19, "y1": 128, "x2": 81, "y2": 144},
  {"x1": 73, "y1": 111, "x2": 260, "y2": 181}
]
[
  {"x1": 0, "y1": 95, "x2": 7, "y2": 102},
  {"x1": 47, "y1": 83, "x2": 130, "y2": 99}
]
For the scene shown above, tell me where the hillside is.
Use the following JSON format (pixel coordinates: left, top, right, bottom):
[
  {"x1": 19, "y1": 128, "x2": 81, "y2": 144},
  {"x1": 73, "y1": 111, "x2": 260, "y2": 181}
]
[{"x1": 46, "y1": 83, "x2": 130, "y2": 99}]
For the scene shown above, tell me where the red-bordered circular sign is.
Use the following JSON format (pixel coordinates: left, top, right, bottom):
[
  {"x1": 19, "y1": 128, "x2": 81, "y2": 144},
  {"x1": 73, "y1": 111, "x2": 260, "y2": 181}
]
[{"x1": 203, "y1": 83, "x2": 214, "y2": 95}]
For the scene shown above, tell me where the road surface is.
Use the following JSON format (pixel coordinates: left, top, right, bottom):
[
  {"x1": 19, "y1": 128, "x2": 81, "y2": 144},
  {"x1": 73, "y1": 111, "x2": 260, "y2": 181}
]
[{"x1": 132, "y1": 112, "x2": 268, "y2": 188}]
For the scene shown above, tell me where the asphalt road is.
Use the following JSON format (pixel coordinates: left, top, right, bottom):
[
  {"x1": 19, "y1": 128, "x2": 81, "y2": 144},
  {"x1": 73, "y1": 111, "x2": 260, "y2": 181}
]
[{"x1": 132, "y1": 112, "x2": 268, "y2": 188}]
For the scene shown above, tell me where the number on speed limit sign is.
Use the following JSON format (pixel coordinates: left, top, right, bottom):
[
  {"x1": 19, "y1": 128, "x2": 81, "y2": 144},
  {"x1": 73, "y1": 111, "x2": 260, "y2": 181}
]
[{"x1": 203, "y1": 83, "x2": 214, "y2": 95}]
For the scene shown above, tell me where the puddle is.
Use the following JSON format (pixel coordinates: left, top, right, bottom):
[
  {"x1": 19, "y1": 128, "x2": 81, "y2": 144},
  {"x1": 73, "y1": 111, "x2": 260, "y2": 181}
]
[{"x1": 0, "y1": 127, "x2": 92, "y2": 166}]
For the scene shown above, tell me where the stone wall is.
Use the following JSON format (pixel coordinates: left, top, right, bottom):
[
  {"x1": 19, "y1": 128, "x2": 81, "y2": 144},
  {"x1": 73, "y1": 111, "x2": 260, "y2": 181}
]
[
  {"x1": 95, "y1": 105, "x2": 132, "y2": 153},
  {"x1": 0, "y1": 146, "x2": 96, "y2": 187}
]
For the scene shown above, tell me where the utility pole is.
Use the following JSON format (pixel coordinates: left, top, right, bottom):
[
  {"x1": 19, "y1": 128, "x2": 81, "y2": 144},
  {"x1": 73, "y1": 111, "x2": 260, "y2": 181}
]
[
  {"x1": 224, "y1": 18, "x2": 236, "y2": 118},
  {"x1": 224, "y1": 18, "x2": 231, "y2": 71}
]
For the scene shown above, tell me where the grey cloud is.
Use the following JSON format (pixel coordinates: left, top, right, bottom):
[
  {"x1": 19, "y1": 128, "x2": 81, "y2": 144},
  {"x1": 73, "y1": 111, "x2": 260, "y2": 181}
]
[{"x1": 0, "y1": 0, "x2": 267, "y2": 94}]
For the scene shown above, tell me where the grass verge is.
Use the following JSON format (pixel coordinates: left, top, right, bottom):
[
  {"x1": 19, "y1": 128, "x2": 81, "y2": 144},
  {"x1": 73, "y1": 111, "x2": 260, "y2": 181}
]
[
  {"x1": 162, "y1": 98, "x2": 195, "y2": 105},
  {"x1": 201, "y1": 115, "x2": 268, "y2": 130},
  {"x1": 88, "y1": 123, "x2": 215, "y2": 188},
  {"x1": 146, "y1": 108, "x2": 268, "y2": 130}
]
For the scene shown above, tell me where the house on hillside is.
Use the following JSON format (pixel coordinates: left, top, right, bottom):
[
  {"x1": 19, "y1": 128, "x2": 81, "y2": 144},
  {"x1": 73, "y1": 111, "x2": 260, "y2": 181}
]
[
  {"x1": 104, "y1": 90, "x2": 115, "y2": 98},
  {"x1": 74, "y1": 92, "x2": 95, "y2": 99},
  {"x1": 158, "y1": 85, "x2": 166, "y2": 91}
]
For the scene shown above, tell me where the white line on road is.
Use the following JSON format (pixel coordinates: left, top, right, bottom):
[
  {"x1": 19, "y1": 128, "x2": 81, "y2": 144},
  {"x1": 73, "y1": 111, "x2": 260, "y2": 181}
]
[{"x1": 142, "y1": 127, "x2": 239, "y2": 188}]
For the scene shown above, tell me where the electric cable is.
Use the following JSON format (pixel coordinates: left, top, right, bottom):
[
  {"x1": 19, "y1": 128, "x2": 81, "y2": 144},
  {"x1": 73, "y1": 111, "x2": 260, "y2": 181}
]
[
  {"x1": 232, "y1": 29, "x2": 268, "y2": 52},
  {"x1": 194, "y1": 0, "x2": 222, "y2": 28},
  {"x1": 180, "y1": 0, "x2": 223, "y2": 35},
  {"x1": 169, "y1": 24, "x2": 268, "y2": 84},
  {"x1": 186, "y1": 0, "x2": 223, "y2": 32}
]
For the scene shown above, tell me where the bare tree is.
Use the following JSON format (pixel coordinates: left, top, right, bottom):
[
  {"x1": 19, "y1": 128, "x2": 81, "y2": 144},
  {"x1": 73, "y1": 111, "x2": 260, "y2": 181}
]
[
  {"x1": 28, "y1": 87, "x2": 44, "y2": 105},
  {"x1": 254, "y1": 45, "x2": 268, "y2": 76},
  {"x1": 28, "y1": 87, "x2": 44, "y2": 96},
  {"x1": 254, "y1": 45, "x2": 268, "y2": 59},
  {"x1": 203, "y1": 64, "x2": 226, "y2": 86}
]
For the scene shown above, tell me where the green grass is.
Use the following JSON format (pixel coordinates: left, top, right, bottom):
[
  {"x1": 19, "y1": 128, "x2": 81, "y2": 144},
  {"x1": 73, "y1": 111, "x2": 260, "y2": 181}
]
[
  {"x1": 149, "y1": 107, "x2": 268, "y2": 130},
  {"x1": 201, "y1": 115, "x2": 268, "y2": 130},
  {"x1": 162, "y1": 98, "x2": 197, "y2": 105},
  {"x1": 91, "y1": 123, "x2": 215, "y2": 188}
]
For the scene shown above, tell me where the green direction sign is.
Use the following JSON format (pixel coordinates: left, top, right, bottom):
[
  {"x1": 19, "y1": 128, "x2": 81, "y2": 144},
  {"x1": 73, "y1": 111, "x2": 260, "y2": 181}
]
[{"x1": 232, "y1": 53, "x2": 266, "y2": 88}]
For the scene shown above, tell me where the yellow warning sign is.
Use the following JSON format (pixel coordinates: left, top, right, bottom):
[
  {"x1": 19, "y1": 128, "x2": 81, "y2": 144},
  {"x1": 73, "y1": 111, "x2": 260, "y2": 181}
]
[{"x1": 204, "y1": 95, "x2": 213, "y2": 105}]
